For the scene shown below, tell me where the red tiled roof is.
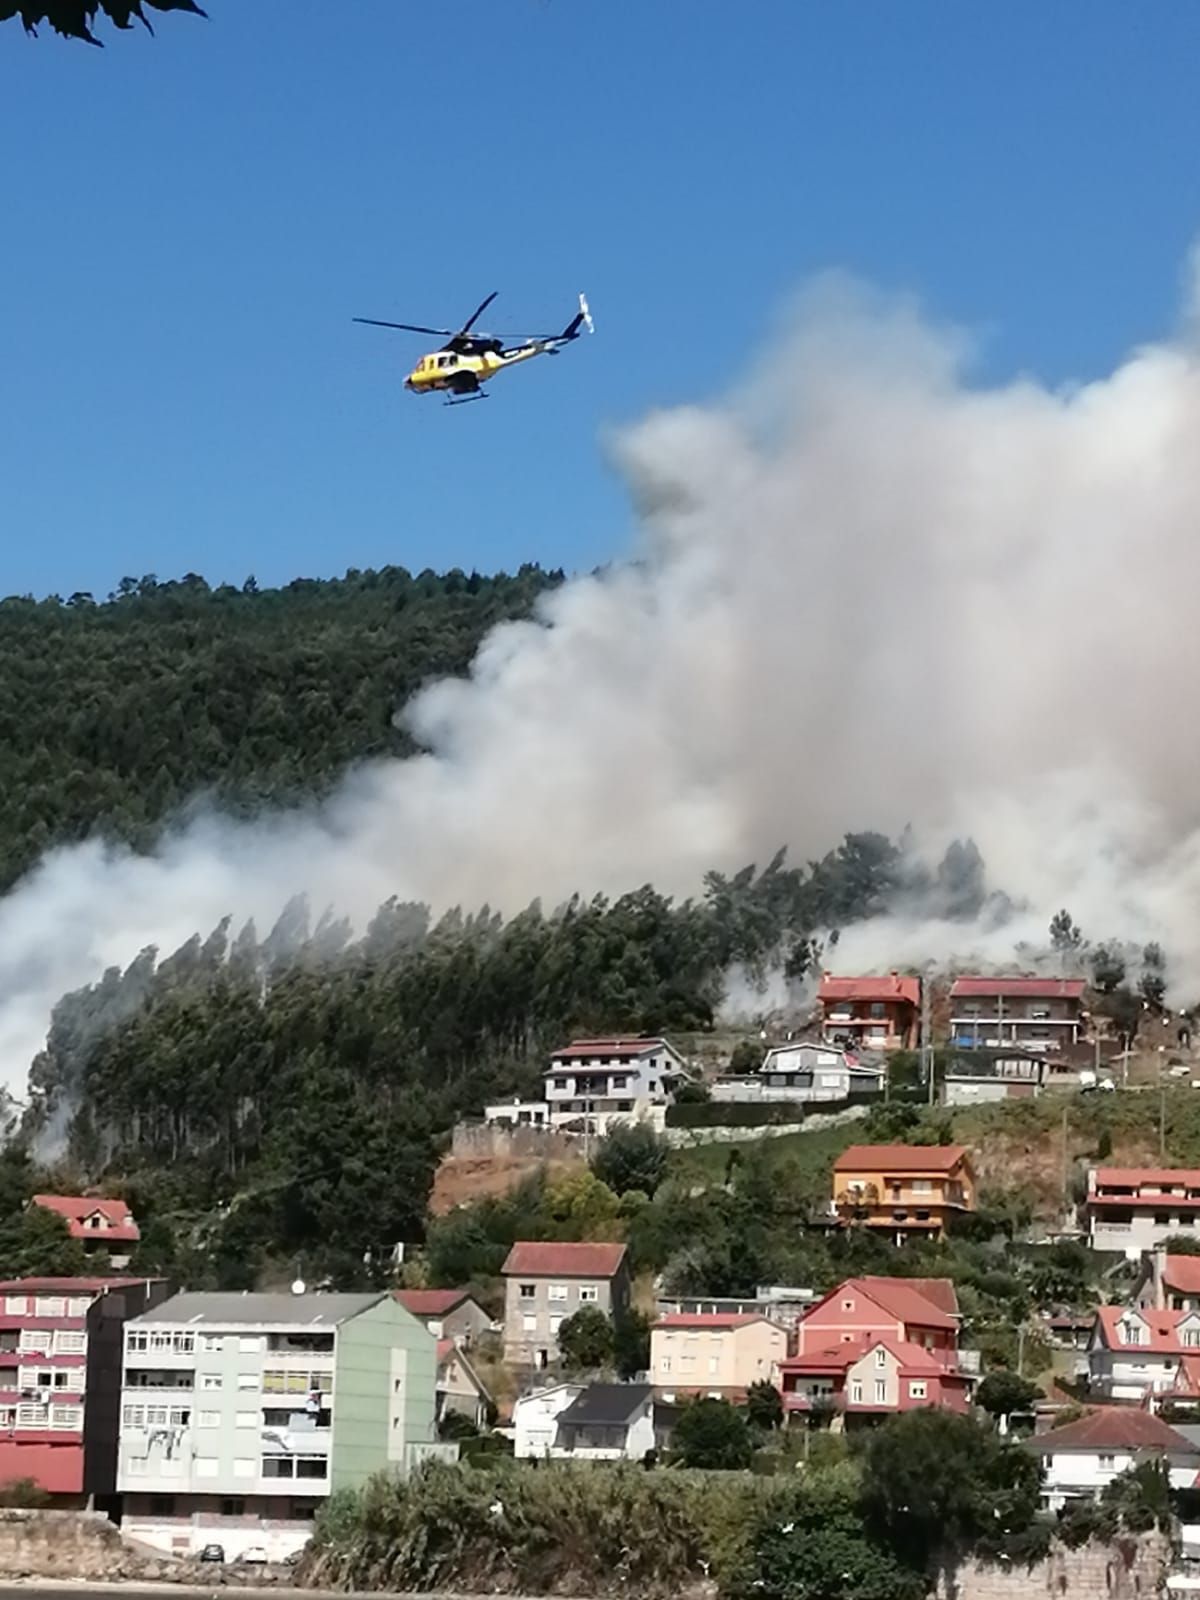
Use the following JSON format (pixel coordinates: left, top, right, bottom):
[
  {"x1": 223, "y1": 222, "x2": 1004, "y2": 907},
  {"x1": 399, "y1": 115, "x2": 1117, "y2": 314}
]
[
  {"x1": 502, "y1": 1241, "x2": 627, "y2": 1278},
  {"x1": 833, "y1": 1144, "x2": 970, "y2": 1175},
  {"x1": 395, "y1": 1289, "x2": 474, "y2": 1318},
  {"x1": 819, "y1": 975, "x2": 920, "y2": 1007},
  {"x1": 0, "y1": 1276, "x2": 154, "y2": 1294},
  {"x1": 782, "y1": 1334, "x2": 949, "y2": 1378},
  {"x1": 1032, "y1": 1407, "x2": 1197, "y2": 1454},
  {"x1": 32, "y1": 1195, "x2": 140, "y2": 1244},
  {"x1": 550, "y1": 1037, "x2": 669, "y2": 1062},
  {"x1": 849, "y1": 1276, "x2": 959, "y2": 1329},
  {"x1": 1163, "y1": 1257, "x2": 1200, "y2": 1295},
  {"x1": 950, "y1": 977, "x2": 1086, "y2": 1000},
  {"x1": 653, "y1": 1313, "x2": 771, "y2": 1331},
  {"x1": 1093, "y1": 1168, "x2": 1200, "y2": 1190},
  {"x1": 1094, "y1": 1305, "x2": 1197, "y2": 1353}
]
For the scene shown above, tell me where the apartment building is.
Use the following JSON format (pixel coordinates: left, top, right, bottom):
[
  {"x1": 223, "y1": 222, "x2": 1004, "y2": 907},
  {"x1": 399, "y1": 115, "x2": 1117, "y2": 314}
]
[
  {"x1": 0, "y1": 1276, "x2": 167, "y2": 1507},
  {"x1": 830, "y1": 1145, "x2": 976, "y2": 1242},
  {"x1": 1085, "y1": 1167, "x2": 1200, "y2": 1257},
  {"x1": 501, "y1": 1242, "x2": 630, "y2": 1367},
  {"x1": 116, "y1": 1291, "x2": 444, "y2": 1559},
  {"x1": 948, "y1": 977, "x2": 1086, "y2": 1053},
  {"x1": 542, "y1": 1037, "x2": 684, "y2": 1136}
]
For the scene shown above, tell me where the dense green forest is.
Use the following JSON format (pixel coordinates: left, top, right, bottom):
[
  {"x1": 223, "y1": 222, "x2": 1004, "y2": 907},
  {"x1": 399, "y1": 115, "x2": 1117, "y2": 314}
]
[{"x1": 0, "y1": 566, "x2": 558, "y2": 890}]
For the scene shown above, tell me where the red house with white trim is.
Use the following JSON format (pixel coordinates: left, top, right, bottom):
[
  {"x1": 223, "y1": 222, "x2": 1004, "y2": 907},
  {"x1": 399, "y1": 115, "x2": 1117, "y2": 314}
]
[
  {"x1": 0, "y1": 1276, "x2": 168, "y2": 1506},
  {"x1": 31, "y1": 1196, "x2": 140, "y2": 1270},
  {"x1": 819, "y1": 975, "x2": 920, "y2": 1051},
  {"x1": 778, "y1": 1276, "x2": 976, "y2": 1422}
]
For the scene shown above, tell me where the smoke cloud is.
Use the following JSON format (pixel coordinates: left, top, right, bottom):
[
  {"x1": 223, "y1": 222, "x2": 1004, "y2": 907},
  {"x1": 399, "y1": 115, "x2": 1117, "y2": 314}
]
[{"x1": 5, "y1": 267, "x2": 1200, "y2": 1089}]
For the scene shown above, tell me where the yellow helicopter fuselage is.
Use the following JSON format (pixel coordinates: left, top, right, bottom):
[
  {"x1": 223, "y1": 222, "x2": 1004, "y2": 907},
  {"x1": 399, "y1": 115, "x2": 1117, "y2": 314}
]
[{"x1": 404, "y1": 342, "x2": 545, "y2": 394}]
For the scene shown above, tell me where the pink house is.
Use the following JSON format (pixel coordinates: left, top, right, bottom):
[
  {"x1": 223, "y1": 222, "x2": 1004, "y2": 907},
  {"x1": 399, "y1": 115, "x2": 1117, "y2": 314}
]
[
  {"x1": 31, "y1": 1197, "x2": 140, "y2": 1271},
  {"x1": 779, "y1": 1276, "x2": 976, "y2": 1422}
]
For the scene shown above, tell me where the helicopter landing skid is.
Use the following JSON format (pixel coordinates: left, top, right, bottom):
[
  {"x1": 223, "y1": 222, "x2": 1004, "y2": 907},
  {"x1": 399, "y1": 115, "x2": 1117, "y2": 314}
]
[{"x1": 444, "y1": 390, "x2": 487, "y2": 407}]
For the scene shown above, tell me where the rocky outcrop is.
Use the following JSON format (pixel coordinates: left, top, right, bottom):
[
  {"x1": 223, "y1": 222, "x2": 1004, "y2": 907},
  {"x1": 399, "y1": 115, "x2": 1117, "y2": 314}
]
[
  {"x1": 938, "y1": 1532, "x2": 1171, "y2": 1600},
  {"x1": 0, "y1": 1507, "x2": 289, "y2": 1585}
]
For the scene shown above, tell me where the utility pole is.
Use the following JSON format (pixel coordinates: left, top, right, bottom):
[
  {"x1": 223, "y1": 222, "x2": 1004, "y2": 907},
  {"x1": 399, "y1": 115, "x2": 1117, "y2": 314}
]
[
  {"x1": 1061, "y1": 1103, "x2": 1069, "y2": 1219},
  {"x1": 922, "y1": 974, "x2": 934, "y2": 1106},
  {"x1": 1160, "y1": 1078, "x2": 1167, "y2": 1161},
  {"x1": 1017, "y1": 1321, "x2": 1026, "y2": 1378}
]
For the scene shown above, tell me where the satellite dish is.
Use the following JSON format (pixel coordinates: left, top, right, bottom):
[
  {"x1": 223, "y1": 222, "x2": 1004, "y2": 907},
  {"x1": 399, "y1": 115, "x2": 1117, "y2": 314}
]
[{"x1": 290, "y1": 1279, "x2": 306, "y2": 1296}]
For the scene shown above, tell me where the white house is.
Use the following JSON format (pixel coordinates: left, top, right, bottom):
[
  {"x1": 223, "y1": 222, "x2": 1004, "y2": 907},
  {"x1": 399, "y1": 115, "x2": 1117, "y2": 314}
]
[
  {"x1": 711, "y1": 1041, "x2": 884, "y2": 1105},
  {"x1": 1088, "y1": 1305, "x2": 1200, "y2": 1402},
  {"x1": 543, "y1": 1037, "x2": 684, "y2": 1136},
  {"x1": 1025, "y1": 1407, "x2": 1200, "y2": 1512},
  {"x1": 512, "y1": 1383, "x2": 583, "y2": 1458},
  {"x1": 1086, "y1": 1166, "x2": 1200, "y2": 1258},
  {"x1": 546, "y1": 1383, "x2": 659, "y2": 1462}
]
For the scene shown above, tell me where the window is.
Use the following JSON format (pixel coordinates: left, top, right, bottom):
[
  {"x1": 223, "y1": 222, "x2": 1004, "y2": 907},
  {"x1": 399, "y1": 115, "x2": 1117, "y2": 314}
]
[
  {"x1": 661, "y1": 1357, "x2": 672, "y2": 1374},
  {"x1": 549, "y1": 1316, "x2": 563, "y2": 1335},
  {"x1": 54, "y1": 1331, "x2": 86, "y2": 1356},
  {"x1": 51, "y1": 1405, "x2": 82, "y2": 1430},
  {"x1": 1184, "y1": 1330, "x2": 1200, "y2": 1349},
  {"x1": 236, "y1": 1411, "x2": 258, "y2": 1428},
  {"x1": 199, "y1": 1333, "x2": 224, "y2": 1353},
  {"x1": 35, "y1": 1297, "x2": 66, "y2": 1318},
  {"x1": 125, "y1": 1456, "x2": 147, "y2": 1476},
  {"x1": 874, "y1": 1380, "x2": 887, "y2": 1404},
  {"x1": 519, "y1": 1284, "x2": 536, "y2": 1301},
  {"x1": 910, "y1": 1382, "x2": 927, "y2": 1400},
  {"x1": 911, "y1": 1179, "x2": 932, "y2": 1195},
  {"x1": 127, "y1": 1330, "x2": 149, "y2": 1353},
  {"x1": 1099, "y1": 1453, "x2": 1116, "y2": 1468},
  {"x1": 708, "y1": 1357, "x2": 720, "y2": 1375},
  {"x1": 262, "y1": 1457, "x2": 295, "y2": 1479},
  {"x1": 841, "y1": 1298, "x2": 855, "y2": 1311},
  {"x1": 875, "y1": 1347, "x2": 887, "y2": 1367},
  {"x1": 238, "y1": 1337, "x2": 264, "y2": 1355},
  {"x1": 522, "y1": 1314, "x2": 537, "y2": 1334},
  {"x1": 67, "y1": 1297, "x2": 91, "y2": 1318},
  {"x1": 17, "y1": 1405, "x2": 47, "y2": 1428},
  {"x1": 612, "y1": 1076, "x2": 628, "y2": 1089},
  {"x1": 579, "y1": 1285, "x2": 598, "y2": 1304},
  {"x1": 194, "y1": 1457, "x2": 219, "y2": 1478},
  {"x1": 870, "y1": 1002, "x2": 886, "y2": 1019},
  {"x1": 233, "y1": 1457, "x2": 256, "y2": 1479},
  {"x1": 3, "y1": 1297, "x2": 25, "y2": 1315},
  {"x1": 197, "y1": 1411, "x2": 220, "y2": 1428},
  {"x1": 297, "y1": 1457, "x2": 328, "y2": 1479},
  {"x1": 200, "y1": 1374, "x2": 223, "y2": 1391},
  {"x1": 149, "y1": 1496, "x2": 176, "y2": 1516},
  {"x1": 236, "y1": 1373, "x2": 260, "y2": 1391},
  {"x1": 221, "y1": 1499, "x2": 246, "y2": 1517},
  {"x1": 123, "y1": 1404, "x2": 145, "y2": 1428},
  {"x1": 850, "y1": 1381, "x2": 863, "y2": 1403},
  {"x1": 19, "y1": 1332, "x2": 51, "y2": 1354},
  {"x1": 146, "y1": 1405, "x2": 169, "y2": 1426},
  {"x1": 169, "y1": 1407, "x2": 191, "y2": 1427},
  {"x1": 548, "y1": 1284, "x2": 568, "y2": 1302}
]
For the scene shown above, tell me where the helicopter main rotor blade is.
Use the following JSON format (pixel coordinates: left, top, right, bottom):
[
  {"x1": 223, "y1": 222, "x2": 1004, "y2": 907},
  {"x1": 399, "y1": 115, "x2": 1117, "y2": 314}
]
[
  {"x1": 458, "y1": 291, "x2": 499, "y2": 334},
  {"x1": 352, "y1": 318, "x2": 454, "y2": 336}
]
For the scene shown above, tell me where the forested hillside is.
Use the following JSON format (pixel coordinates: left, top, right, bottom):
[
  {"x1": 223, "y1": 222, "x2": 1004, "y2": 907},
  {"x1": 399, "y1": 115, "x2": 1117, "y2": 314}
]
[{"x1": 0, "y1": 566, "x2": 559, "y2": 890}]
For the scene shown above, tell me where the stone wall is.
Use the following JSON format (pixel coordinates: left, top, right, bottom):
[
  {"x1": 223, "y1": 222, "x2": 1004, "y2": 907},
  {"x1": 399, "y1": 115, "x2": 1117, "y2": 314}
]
[
  {"x1": 0, "y1": 1507, "x2": 284, "y2": 1583},
  {"x1": 451, "y1": 1121, "x2": 581, "y2": 1161},
  {"x1": 939, "y1": 1532, "x2": 1170, "y2": 1600}
]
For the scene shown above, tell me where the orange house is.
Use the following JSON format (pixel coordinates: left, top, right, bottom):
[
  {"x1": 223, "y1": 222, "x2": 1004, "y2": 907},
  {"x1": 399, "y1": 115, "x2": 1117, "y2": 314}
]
[
  {"x1": 819, "y1": 974, "x2": 920, "y2": 1051},
  {"x1": 831, "y1": 1144, "x2": 976, "y2": 1242}
]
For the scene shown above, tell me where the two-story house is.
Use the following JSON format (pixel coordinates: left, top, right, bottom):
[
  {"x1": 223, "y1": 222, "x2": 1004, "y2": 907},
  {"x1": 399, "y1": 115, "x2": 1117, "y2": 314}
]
[
  {"x1": 1087, "y1": 1304, "x2": 1200, "y2": 1402},
  {"x1": 1026, "y1": 1408, "x2": 1200, "y2": 1511},
  {"x1": 116, "y1": 1291, "x2": 444, "y2": 1559},
  {"x1": 830, "y1": 1145, "x2": 976, "y2": 1242},
  {"x1": 543, "y1": 1037, "x2": 683, "y2": 1136},
  {"x1": 0, "y1": 1275, "x2": 168, "y2": 1509},
  {"x1": 501, "y1": 1242, "x2": 630, "y2": 1367},
  {"x1": 819, "y1": 975, "x2": 920, "y2": 1051},
  {"x1": 711, "y1": 1041, "x2": 884, "y2": 1107},
  {"x1": 1085, "y1": 1166, "x2": 1200, "y2": 1257},
  {"x1": 778, "y1": 1276, "x2": 975, "y2": 1421},
  {"x1": 948, "y1": 977, "x2": 1086, "y2": 1053},
  {"x1": 394, "y1": 1290, "x2": 491, "y2": 1347},
  {"x1": 650, "y1": 1313, "x2": 786, "y2": 1402},
  {"x1": 31, "y1": 1196, "x2": 141, "y2": 1270}
]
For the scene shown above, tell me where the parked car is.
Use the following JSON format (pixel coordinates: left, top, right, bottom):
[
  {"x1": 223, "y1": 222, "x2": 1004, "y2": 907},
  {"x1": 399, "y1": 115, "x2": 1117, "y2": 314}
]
[
  {"x1": 1169, "y1": 1064, "x2": 1192, "y2": 1079},
  {"x1": 199, "y1": 1545, "x2": 225, "y2": 1564},
  {"x1": 239, "y1": 1547, "x2": 269, "y2": 1565}
]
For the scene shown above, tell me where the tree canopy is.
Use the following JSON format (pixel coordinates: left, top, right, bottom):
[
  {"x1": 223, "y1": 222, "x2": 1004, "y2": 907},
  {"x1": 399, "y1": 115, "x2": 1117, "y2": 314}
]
[{"x1": 4, "y1": 1, "x2": 205, "y2": 46}]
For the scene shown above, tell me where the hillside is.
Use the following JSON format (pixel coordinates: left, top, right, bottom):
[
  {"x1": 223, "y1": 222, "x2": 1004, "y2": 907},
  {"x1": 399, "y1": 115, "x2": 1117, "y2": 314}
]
[{"x1": 0, "y1": 565, "x2": 560, "y2": 891}]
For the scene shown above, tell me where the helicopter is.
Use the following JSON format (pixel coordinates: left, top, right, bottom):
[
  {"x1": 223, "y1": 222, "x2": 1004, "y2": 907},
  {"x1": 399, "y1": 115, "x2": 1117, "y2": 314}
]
[{"x1": 353, "y1": 290, "x2": 593, "y2": 405}]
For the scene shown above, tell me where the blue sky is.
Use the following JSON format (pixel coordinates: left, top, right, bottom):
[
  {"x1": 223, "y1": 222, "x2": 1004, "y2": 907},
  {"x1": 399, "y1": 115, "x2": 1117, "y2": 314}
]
[{"x1": 3, "y1": 0, "x2": 1200, "y2": 599}]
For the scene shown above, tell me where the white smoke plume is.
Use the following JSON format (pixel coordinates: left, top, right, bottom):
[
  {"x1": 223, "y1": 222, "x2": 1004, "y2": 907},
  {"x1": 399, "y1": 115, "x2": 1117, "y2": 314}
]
[{"x1": 5, "y1": 265, "x2": 1200, "y2": 1090}]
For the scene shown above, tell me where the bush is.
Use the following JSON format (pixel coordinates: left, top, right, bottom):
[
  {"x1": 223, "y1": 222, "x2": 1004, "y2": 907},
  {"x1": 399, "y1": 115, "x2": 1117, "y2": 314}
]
[
  {"x1": 666, "y1": 1101, "x2": 807, "y2": 1129},
  {"x1": 673, "y1": 1398, "x2": 754, "y2": 1470},
  {"x1": 591, "y1": 1124, "x2": 669, "y2": 1198}
]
